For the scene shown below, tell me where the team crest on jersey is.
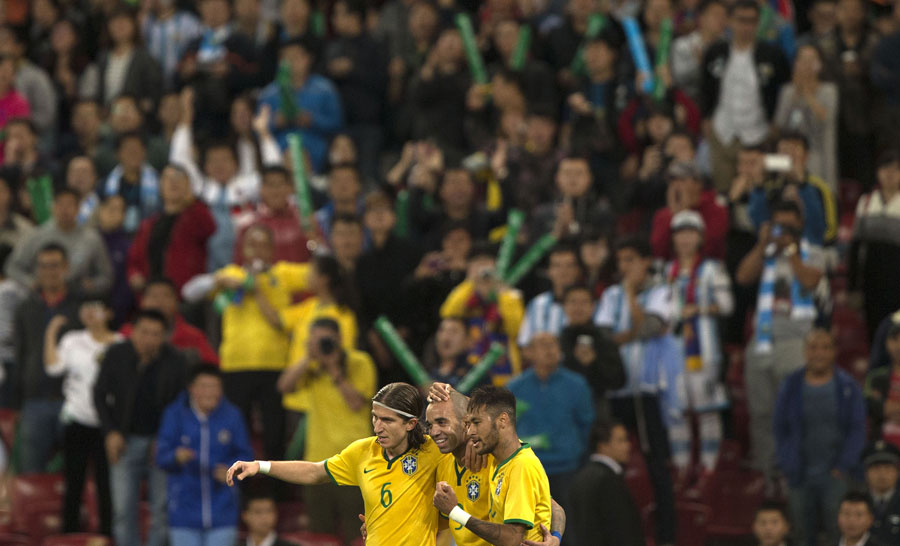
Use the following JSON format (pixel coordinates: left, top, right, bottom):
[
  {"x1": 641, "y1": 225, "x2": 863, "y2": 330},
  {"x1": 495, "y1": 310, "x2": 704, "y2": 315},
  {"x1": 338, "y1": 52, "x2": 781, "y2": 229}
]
[
  {"x1": 466, "y1": 476, "x2": 481, "y2": 502},
  {"x1": 494, "y1": 476, "x2": 503, "y2": 497},
  {"x1": 401, "y1": 454, "x2": 418, "y2": 475}
]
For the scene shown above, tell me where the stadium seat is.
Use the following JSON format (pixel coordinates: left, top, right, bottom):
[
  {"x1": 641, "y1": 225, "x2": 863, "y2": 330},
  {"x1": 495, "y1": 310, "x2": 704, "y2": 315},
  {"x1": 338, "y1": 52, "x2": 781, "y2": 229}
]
[
  {"x1": 278, "y1": 531, "x2": 342, "y2": 546},
  {"x1": 676, "y1": 502, "x2": 711, "y2": 546},
  {"x1": 623, "y1": 441, "x2": 655, "y2": 514},
  {"x1": 11, "y1": 474, "x2": 64, "y2": 536},
  {"x1": 0, "y1": 409, "x2": 17, "y2": 449},
  {"x1": 41, "y1": 533, "x2": 111, "y2": 546},
  {"x1": 705, "y1": 469, "x2": 765, "y2": 538},
  {"x1": 276, "y1": 501, "x2": 307, "y2": 533},
  {"x1": 0, "y1": 533, "x2": 30, "y2": 546}
]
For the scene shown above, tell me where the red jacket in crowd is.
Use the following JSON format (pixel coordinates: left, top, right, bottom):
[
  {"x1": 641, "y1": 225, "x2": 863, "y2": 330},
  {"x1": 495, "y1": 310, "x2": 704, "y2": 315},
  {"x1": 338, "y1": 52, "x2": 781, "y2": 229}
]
[
  {"x1": 127, "y1": 200, "x2": 216, "y2": 291},
  {"x1": 650, "y1": 190, "x2": 729, "y2": 260}
]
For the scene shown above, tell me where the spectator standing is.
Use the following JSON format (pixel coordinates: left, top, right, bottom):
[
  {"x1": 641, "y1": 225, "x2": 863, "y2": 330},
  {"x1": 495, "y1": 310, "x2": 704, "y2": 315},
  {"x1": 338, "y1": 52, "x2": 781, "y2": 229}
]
[
  {"x1": 863, "y1": 441, "x2": 900, "y2": 543},
  {"x1": 257, "y1": 38, "x2": 343, "y2": 173},
  {"x1": 870, "y1": 6, "x2": 900, "y2": 156},
  {"x1": 95, "y1": 195, "x2": 131, "y2": 326},
  {"x1": 440, "y1": 243, "x2": 524, "y2": 386},
  {"x1": 127, "y1": 164, "x2": 216, "y2": 294},
  {"x1": 182, "y1": 224, "x2": 309, "y2": 461},
  {"x1": 314, "y1": 165, "x2": 363, "y2": 242},
  {"x1": 559, "y1": 284, "x2": 626, "y2": 411},
  {"x1": 233, "y1": 165, "x2": 317, "y2": 265},
  {"x1": 517, "y1": 245, "x2": 584, "y2": 347},
  {"x1": 664, "y1": 211, "x2": 732, "y2": 477},
  {"x1": 671, "y1": 0, "x2": 729, "y2": 103},
  {"x1": 277, "y1": 318, "x2": 375, "y2": 541},
  {"x1": 0, "y1": 25, "x2": 57, "y2": 144},
  {"x1": 570, "y1": 420, "x2": 646, "y2": 546},
  {"x1": 594, "y1": 237, "x2": 681, "y2": 546},
  {"x1": 65, "y1": 156, "x2": 101, "y2": 225},
  {"x1": 424, "y1": 317, "x2": 478, "y2": 388},
  {"x1": 0, "y1": 171, "x2": 33, "y2": 250},
  {"x1": 773, "y1": 329, "x2": 866, "y2": 546},
  {"x1": 95, "y1": 8, "x2": 162, "y2": 115},
  {"x1": 6, "y1": 188, "x2": 113, "y2": 296},
  {"x1": 141, "y1": 0, "x2": 203, "y2": 89},
  {"x1": 323, "y1": 0, "x2": 387, "y2": 180},
  {"x1": 44, "y1": 299, "x2": 121, "y2": 535},
  {"x1": 836, "y1": 492, "x2": 889, "y2": 546},
  {"x1": 850, "y1": 151, "x2": 900, "y2": 342},
  {"x1": 738, "y1": 200, "x2": 826, "y2": 492},
  {"x1": 156, "y1": 364, "x2": 253, "y2": 546},
  {"x1": 532, "y1": 155, "x2": 613, "y2": 242},
  {"x1": 701, "y1": 0, "x2": 789, "y2": 192},
  {"x1": 508, "y1": 331, "x2": 594, "y2": 546},
  {"x1": 93, "y1": 310, "x2": 188, "y2": 546},
  {"x1": 650, "y1": 162, "x2": 729, "y2": 260},
  {"x1": 0, "y1": 51, "x2": 30, "y2": 164},
  {"x1": 863, "y1": 321, "x2": 900, "y2": 445},
  {"x1": 12, "y1": 243, "x2": 81, "y2": 472},
  {"x1": 120, "y1": 278, "x2": 219, "y2": 367},
  {"x1": 103, "y1": 132, "x2": 160, "y2": 233},
  {"x1": 774, "y1": 44, "x2": 839, "y2": 190}
]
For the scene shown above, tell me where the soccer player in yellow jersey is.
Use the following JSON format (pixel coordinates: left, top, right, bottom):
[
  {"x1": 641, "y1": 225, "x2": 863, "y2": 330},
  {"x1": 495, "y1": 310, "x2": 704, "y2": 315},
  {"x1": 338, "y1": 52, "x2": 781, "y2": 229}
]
[
  {"x1": 227, "y1": 383, "x2": 445, "y2": 545},
  {"x1": 433, "y1": 385, "x2": 554, "y2": 546},
  {"x1": 426, "y1": 390, "x2": 565, "y2": 546}
]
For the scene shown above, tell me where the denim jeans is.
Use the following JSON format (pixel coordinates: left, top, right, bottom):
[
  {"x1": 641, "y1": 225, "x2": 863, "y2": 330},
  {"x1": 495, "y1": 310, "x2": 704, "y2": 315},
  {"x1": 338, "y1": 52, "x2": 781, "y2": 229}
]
[
  {"x1": 169, "y1": 527, "x2": 236, "y2": 546},
  {"x1": 110, "y1": 435, "x2": 168, "y2": 546},
  {"x1": 788, "y1": 473, "x2": 848, "y2": 546},
  {"x1": 18, "y1": 398, "x2": 63, "y2": 473}
]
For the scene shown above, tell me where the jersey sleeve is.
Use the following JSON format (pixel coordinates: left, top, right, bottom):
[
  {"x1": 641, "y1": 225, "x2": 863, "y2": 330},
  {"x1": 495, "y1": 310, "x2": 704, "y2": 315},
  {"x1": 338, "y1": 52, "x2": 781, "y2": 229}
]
[
  {"x1": 323, "y1": 437, "x2": 368, "y2": 486},
  {"x1": 593, "y1": 286, "x2": 619, "y2": 328},
  {"x1": 276, "y1": 262, "x2": 310, "y2": 293},
  {"x1": 501, "y1": 462, "x2": 542, "y2": 530},
  {"x1": 645, "y1": 285, "x2": 674, "y2": 323},
  {"x1": 280, "y1": 304, "x2": 304, "y2": 334}
]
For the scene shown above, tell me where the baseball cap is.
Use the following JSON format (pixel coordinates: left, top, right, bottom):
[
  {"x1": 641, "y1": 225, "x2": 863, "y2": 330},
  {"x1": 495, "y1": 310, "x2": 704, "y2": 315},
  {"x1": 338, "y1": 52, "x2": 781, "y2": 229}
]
[{"x1": 671, "y1": 210, "x2": 705, "y2": 233}]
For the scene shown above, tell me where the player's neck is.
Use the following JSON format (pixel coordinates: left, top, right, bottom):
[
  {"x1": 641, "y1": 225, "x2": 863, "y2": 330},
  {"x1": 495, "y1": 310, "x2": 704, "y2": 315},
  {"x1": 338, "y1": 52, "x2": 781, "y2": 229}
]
[
  {"x1": 385, "y1": 438, "x2": 410, "y2": 459},
  {"x1": 492, "y1": 434, "x2": 522, "y2": 463},
  {"x1": 451, "y1": 445, "x2": 468, "y2": 465}
]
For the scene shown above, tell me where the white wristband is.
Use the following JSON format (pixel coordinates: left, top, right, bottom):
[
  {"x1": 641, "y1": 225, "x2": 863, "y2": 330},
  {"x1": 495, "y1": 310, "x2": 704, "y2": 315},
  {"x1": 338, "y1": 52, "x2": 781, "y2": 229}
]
[
  {"x1": 448, "y1": 506, "x2": 472, "y2": 527},
  {"x1": 257, "y1": 460, "x2": 271, "y2": 475}
]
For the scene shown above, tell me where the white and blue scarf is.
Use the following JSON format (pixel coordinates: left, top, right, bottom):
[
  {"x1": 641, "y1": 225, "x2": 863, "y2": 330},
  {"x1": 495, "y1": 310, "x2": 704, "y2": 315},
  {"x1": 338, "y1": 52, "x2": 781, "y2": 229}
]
[
  {"x1": 754, "y1": 240, "x2": 816, "y2": 354},
  {"x1": 104, "y1": 164, "x2": 160, "y2": 232}
]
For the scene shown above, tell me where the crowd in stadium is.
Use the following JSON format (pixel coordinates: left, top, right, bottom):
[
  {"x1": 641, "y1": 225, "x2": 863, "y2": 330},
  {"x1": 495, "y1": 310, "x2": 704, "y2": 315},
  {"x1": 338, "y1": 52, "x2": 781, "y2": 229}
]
[{"x1": 2, "y1": 0, "x2": 900, "y2": 544}]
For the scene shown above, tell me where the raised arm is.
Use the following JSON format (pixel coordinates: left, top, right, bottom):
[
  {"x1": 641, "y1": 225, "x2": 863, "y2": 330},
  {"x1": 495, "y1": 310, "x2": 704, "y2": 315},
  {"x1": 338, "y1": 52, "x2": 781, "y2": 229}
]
[{"x1": 226, "y1": 459, "x2": 330, "y2": 486}]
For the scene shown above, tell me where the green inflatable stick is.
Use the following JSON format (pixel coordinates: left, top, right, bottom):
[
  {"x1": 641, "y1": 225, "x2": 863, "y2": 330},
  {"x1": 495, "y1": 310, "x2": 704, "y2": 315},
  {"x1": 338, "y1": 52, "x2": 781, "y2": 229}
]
[
  {"x1": 510, "y1": 26, "x2": 532, "y2": 70},
  {"x1": 287, "y1": 133, "x2": 314, "y2": 233},
  {"x1": 652, "y1": 18, "x2": 673, "y2": 101},
  {"x1": 496, "y1": 209, "x2": 525, "y2": 279},
  {"x1": 277, "y1": 61, "x2": 299, "y2": 122},
  {"x1": 374, "y1": 316, "x2": 432, "y2": 387},
  {"x1": 504, "y1": 233, "x2": 558, "y2": 286},
  {"x1": 457, "y1": 343, "x2": 506, "y2": 394},
  {"x1": 570, "y1": 14, "x2": 607, "y2": 76},
  {"x1": 27, "y1": 175, "x2": 54, "y2": 225},
  {"x1": 455, "y1": 13, "x2": 489, "y2": 85}
]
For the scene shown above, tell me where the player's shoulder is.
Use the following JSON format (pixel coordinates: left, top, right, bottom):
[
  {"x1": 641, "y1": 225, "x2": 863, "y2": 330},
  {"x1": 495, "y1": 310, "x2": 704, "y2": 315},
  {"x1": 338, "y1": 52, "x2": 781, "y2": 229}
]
[{"x1": 341, "y1": 436, "x2": 381, "y2": 459}]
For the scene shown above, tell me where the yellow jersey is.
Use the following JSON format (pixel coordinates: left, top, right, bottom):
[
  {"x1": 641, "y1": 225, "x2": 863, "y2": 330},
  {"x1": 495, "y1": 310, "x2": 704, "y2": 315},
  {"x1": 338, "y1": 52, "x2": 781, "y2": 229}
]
[
  {"x1": 436, "y1": 454, "x2": 493, "y2": 546},
  {"x1": 280, "y1": 297, "x2": 358, "y2": 411},
  {"x1": 217, "y1": 262, "x2": 309, "y2": 372},
  {"x1": 324, "y1": 436, "x2": 443, "y2": 546},
  {"x1": 297, "y1": 349, "x2": 376, "y2": 462},
  {"x1": 487, "y1": 443, "x2": 552, "y2": 542}
]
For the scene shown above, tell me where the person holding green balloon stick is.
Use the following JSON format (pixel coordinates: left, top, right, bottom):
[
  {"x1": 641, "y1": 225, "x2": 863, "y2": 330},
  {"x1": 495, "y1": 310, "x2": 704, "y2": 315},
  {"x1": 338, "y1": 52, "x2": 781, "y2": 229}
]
[
  {"x1": 496, "y1": 209, "x2": 525, "y2": 279},
  {"x1": 374, "y1": 316, "x2": 432, "y2": 387},
  {"x1": 652, "y1": 18, "x2": 674, "y2": 101},
  {"x1": 504, "y1": 233, "x2": 559, "y2": 287},
  {"x1": 26, "y1": 175, "x2": 54, "y2": 225},
  {"x1": 455, "y1": 13, "x2": 489, "y2": 85},
  {"x1": 570, "y1": 13, "x2": 607, "y2": 76},
  {"x1": 287, "y1": 133, "x2": 315, "y2": 234},
  {"x1": 509, "y1": 26, "x2": 532, "y2": 70}
]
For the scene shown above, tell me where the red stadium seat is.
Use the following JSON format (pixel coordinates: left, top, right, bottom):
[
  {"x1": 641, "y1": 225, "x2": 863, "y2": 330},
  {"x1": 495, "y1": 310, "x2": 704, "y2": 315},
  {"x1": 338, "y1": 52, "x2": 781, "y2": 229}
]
[
  {"x1": 41, "y1": 533, "x2": 111, "y2": 546},
  {"x1": 11, "y1": 474, "x2": 64, "y2": 536},
  {"x1": 0, "y1": 533, "x2": 30, "y2": 546},
  {"x1": 276, "y1": 501, "x2": 307, "y2": 533},
  {"x1": 0, "y1": 409, "x2": 17, "y2": 450},
  {"x1": 676, "y1": 502, "x2": 711, "y2": 546},
  {"x1": 623, "y1": 441, "x2": 655, "y2": 514},
  {"x1": 705, "y1": 469, "x2": 764, "y2": 538},
  {"x1": 278, "y1": 532, "x2": 342, "y2": 546}
]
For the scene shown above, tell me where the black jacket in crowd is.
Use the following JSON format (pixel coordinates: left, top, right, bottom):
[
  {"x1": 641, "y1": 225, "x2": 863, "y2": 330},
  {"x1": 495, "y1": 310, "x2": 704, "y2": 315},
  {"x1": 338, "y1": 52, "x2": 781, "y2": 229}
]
[
  {"x1": 700, "y1": 40, "x2": 790, "y2": 120},
  {"x1": 93, "y1": 340, "x2": 188, "y2": 436},
  {"x1": 571, "y1": 457, "x2": 645, "y2": 546},
  {"x1": 560, "y1": 323, "x2": 626, "y2": 400},
  {"x1": 870, "y1": 489, "x2": 900, "y2": 545},
  {"x1": 13, "y1": 290, "x2": 82, "y2": 407}
]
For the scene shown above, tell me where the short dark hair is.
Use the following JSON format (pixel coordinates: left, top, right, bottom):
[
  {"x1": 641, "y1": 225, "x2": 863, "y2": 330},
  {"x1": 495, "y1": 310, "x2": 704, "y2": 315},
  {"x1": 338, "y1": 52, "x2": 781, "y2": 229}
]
[
  {"x1": 562, "y1": 283, "x2": 594, "y2": 301},
  {"x1": 5, "y1": 117, "x2": 37, "y2": 136},
  {"x1": 876, "y1": 149, "x2": 900, "y2": 170},
  {"x1": 54, "y1": 187, "x2": 80, "y2": 203},
  {"x1": 589, "y1": 419, "x2": 624, "y2": 448},
  {"x1": 373, "y1": 383, "x2": 426, "y2": 449},
  {"x1": 189, "y1": 363, "x2": 223, "y2": 384},
  {"x1": 261, "y1": 165, "x2": 291, "y2": 181},
  {"x1": 754, "y1": 500, "x2": 790, "y2": 522},
  {"x1": 330, "y1": 212, "x2": 363, "y2": 230},
  {"x1": 467, "y1": 386, "x2": 517, "y2": 427},
  {"x1": 242, "y1": 492, "x2": 277, "y2": 512},
  {"x1": 616, "y1": 236, "x2": 653, "y2": 258},
  {"x1": 116, "y1": 130, "x2": 145, "y2": 150},
  {"x1": 771, "y1": 200, "x2": 804, "y2": 221},
  {"x1": 777, "y1": 130, "x2": 810, "y2": 151},
  {"x1": 37, "y1": 242, "x2": 68, "y2": 262},
  {"x1": 143, "y1": 277, "x2": 178, "y2": 297},
  {"x1": 336, "y1": 0, "x2": 367, "y2": 20},
  {"x1": 698, "y1": 0, "x2": 726, "y2": 14},
  {"x1": 280, "y1": 36, "x2": 315, "y2": 56},
  {"x1": 133, "y1": 309, "x2": 169, "y2": 330},
  {"x1": 730, "y1": 0, "x2": 761, "y2": 16},
  {"x1": 200, "y1": 139, "x2": 238, "y2": 166},
  {"x1": 840, "y1": 491, "x2": 874, "y2": 515},
  {"x1": 162, "y1": 163, "x2": 192, "y2": 182},
  {"x1": 310, "y1": 317, "x2": 341, "y2": 336},
  {"x1": 467, "y1": 241, "x2": 498, "y2": 262}
]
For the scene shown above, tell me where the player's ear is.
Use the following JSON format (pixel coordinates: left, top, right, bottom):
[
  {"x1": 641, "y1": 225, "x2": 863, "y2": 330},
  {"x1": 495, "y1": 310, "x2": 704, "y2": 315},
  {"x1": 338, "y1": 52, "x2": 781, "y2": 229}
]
[{"x1": 405, "y1": 417, "x2": 417, "y2": 432}]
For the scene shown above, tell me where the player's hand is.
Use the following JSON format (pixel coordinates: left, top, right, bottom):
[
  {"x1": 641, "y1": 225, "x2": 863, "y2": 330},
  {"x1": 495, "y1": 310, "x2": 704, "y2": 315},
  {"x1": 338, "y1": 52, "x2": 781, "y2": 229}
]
[
  {"x1": 226, "y1": 460, "x2": 260, "y2": 486},
  {"x1": 427, "y1": 382, "x2": 453, "y2": 403},
  {"x1": 433, "y1": 481, "x2": 459, "y2": 513},
  {"x1": 358, "y1": 514, "x2": 367, "y2": 541},
  {"x1": 522, "y1": 524, "x2": 559, "y2": 546},
  {"x1": 463, "y1": 440, "x2": 487, "y2": 473}
]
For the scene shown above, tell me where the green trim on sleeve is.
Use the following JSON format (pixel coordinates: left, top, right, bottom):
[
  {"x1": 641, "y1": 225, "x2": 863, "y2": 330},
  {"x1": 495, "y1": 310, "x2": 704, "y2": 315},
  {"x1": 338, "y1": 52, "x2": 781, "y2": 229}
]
[
  {"x1": 504, "y1": 518, "x2": 535, "y2": 529},
  {"x1": 323, "y1": 460, "x2": 340, "y2": 486}
]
